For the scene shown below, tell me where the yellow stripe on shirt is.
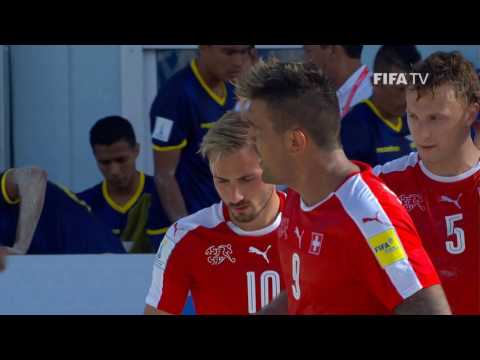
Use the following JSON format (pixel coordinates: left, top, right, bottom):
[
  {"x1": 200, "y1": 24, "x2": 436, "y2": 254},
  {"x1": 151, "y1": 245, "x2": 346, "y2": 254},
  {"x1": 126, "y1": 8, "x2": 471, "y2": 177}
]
[
  {"x1": 153, "y1": 139, "x2": 188, "y2": 152},
  {"x1": 146, "y1": 227, "x2": 169, "y2": 236},
  {"x1": 1, "y1": 169, "x2": 20, "y2": 205},
  {"x1": 376, "y1": 146, "x2": 401, "y2": 153}
]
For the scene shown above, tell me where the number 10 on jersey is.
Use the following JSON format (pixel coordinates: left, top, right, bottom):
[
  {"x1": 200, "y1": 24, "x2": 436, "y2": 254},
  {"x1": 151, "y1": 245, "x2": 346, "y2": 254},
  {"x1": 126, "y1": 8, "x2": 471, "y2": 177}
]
[{"x1": 246, "y1": 271, "x2": 281, "y2": 314}]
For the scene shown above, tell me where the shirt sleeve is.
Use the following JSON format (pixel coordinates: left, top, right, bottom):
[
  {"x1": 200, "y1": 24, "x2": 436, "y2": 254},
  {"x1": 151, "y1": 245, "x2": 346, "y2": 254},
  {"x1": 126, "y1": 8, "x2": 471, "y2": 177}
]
[
  {"x1": 145, "y1": 224, "x2": 192, "y2": 314},
  {"x1": 355, "y1": 194, "x2": 441, "y2": 312},
  {"x1": 146, "y1": 190, "x2": 171, "y2": 252},
  {"x1": 1, "y1": 169, "x2": 20, "y2": 206},
  {"x1": 150, "y1": 82, "x2": 190, "y2": 152}
]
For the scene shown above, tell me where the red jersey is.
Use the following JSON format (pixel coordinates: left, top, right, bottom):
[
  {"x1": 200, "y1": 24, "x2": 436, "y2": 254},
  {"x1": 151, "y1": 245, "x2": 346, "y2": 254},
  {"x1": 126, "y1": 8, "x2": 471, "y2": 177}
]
[
  {"x1": 374, "y1": 152, "x2": 480, "y2": 314},
  {"x1": 145, "y1": 193, "x2": 285, "y2": 315},
  {"x1": 279, "y1": 162, "x2": 440, "y2": 314}
]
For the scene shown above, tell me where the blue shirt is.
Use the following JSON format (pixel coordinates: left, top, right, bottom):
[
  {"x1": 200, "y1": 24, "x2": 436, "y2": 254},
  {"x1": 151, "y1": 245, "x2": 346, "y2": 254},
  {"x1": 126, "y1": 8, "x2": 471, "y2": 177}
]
[
  {"x1": 0, "y1": 170, "x2": 125, "y2": 254},
  {"x1": 77, "y1": 172, "x2": 170, "y2": 252},
  {"x1": 341, "y1": 99, "x2": 416, "y2": 167},
  {"x1": 150, "y1": 59, "x2": 236, "y2": 214}
]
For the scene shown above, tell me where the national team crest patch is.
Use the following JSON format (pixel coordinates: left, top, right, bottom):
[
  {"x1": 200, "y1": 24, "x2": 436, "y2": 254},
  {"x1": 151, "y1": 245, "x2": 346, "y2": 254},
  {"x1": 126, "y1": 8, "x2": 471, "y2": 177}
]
[
  {"x1": 399, "y1": 193, "x2": 426, "y2": 212},
  {"x1": 367, "y1": 229, "x2": 406, "y2": 268},
  {"x1": 205, "y1": 244, "x2": 236, "y2": 265}
]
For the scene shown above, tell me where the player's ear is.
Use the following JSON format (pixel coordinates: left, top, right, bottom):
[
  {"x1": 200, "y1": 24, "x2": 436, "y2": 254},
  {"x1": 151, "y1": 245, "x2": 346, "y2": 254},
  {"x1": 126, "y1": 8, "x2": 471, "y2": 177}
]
[
  {"x1": 284, "y1": 128, "x2": 307, "y2": 155},
  {"x1": 133, "y1": 143, "x2": 140, "y2": 158},
  {"x1": 464, "y1": 102, "x2": 480, "y2": 127}
]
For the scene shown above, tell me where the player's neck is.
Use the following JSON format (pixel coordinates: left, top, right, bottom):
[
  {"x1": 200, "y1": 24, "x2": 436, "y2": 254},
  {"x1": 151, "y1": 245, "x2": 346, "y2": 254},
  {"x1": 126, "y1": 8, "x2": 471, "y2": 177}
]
[
  {"x1": 107, "y1": 171, "x2": 141, "y2": 204},
  {"x1": 231, "y1": 191, "x2": 280, "y2": 232},
  {"x1": 422, "y1": 140, "x2": 480, "y2": 177},
  {"x1": 296, "y1": 150, "x2": 360, "y2": 206},
  {"x1": 196, "y1": 58, "x2": 225, "y2": 96},
  {"x1": 370, "y1": 96, "x2": 401, "y2": 126},
  {"x1": 334, "y1": 60, "x2": 362, "y2": 90}
]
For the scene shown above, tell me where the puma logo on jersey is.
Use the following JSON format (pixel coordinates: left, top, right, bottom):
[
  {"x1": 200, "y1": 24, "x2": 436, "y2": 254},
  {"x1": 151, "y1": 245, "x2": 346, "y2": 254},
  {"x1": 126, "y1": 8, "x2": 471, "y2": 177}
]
[
  {"x1": 205, "y1": 244, "x2": 236, "y2": 265},
  {"x1": 439, "y1": 193, "x2": 462, "y2": 210},
  {"x1": 294, "y1": 226, "x2": 304, "y2": 249},
  {"x1": 362, "y1": 211, "x2": 388, "y2": 226},
  {"x1": 399, "y1": 193, "x2": 426, "y2": 212},
  {"x1": 248, "y1": 245, "x2": 272, "y2": 264}
]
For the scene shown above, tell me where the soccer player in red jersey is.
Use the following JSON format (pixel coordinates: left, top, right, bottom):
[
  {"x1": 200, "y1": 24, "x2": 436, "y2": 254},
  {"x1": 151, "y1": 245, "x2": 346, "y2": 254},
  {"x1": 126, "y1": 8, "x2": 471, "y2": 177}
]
[
  {"x1": 373, "y1": 52, "x2": 480, "y2": 314},
  {"x1": 237, "y1": 59, "x2": 451, "y2": 315},
  {"x1": 144, "y1": 111, "x2": 285, "y2": 315}
]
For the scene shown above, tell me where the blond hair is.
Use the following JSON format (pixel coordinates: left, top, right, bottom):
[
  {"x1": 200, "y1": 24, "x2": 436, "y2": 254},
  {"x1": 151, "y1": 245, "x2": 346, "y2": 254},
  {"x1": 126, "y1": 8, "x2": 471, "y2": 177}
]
[{"x1": 199, "y1": 111, "x2": 253, "y2": 167}]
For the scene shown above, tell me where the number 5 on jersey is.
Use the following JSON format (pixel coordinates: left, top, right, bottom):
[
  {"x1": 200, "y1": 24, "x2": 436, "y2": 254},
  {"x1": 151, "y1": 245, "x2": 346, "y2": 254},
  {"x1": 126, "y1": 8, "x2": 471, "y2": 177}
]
[{"x1": 445, "y1": 214, "x2": 465, "y2": 255}]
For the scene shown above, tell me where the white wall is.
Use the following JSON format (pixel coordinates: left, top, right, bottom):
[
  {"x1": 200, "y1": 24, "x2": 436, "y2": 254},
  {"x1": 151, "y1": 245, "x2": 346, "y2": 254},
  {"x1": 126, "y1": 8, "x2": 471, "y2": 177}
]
[
  {"x1": 0, "y1": 45, "x2": 10, "y2": 170},
  {"x1": 0, "y1": 254, "x2": 195, "y2": 315},
  {"x1": 10, "y1": 45, "x2": 122, "y2": 191}
]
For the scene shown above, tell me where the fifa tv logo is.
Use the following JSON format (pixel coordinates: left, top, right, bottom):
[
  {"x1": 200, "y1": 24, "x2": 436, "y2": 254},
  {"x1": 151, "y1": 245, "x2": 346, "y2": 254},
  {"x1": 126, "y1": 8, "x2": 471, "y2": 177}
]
[{"x1": 373, "y1": 72, "x2": 429, "y2": 86}]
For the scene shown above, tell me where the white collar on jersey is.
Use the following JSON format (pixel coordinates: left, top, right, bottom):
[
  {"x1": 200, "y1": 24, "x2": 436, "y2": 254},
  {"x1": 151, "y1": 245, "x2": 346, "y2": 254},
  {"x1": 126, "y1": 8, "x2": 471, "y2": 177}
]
[
  {"x1": 219, "y1": 202, "x2": 283, "y2": 237},
  {"x1": 419, "y1": 159, "x2": 480, "y2": 183},
  {"x1": 300, "y1": 192, "x2": 336, "y2": 212}
]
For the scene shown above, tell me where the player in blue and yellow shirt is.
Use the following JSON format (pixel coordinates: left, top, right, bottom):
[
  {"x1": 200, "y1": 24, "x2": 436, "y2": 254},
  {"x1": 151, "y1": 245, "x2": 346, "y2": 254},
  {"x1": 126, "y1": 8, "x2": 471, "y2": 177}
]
[
  {"x1": 77, "y1": 116, "x2": 170, "y2": 253},
  {"x1": 341, "y1": 45, "x2": 422, "y2": 166},
  {"x1": 150, "y1": 46, "x2": 252, "y2": 222},
  {"x1": 0, "y1": 167, "x2": 125, "y2": 254}
]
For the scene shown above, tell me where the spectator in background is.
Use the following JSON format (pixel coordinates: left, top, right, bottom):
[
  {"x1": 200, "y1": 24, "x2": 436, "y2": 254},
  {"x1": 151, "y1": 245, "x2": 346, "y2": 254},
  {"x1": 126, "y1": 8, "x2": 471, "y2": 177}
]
[
  {"x1": 150, "y1": 45, "x2": 252, "y2": 223},
  {"x1": 304, "y1": 45, "x2": 372, "y2": 117},
  {"x1": 240, "y1": 45, "x2": 259, "y2": 79},
  {"x1": 77, "y1": 116, "x2": 170, "y2": 253},
  {"x1": 341, "y1": 45, "x2": 422, "y2": 167},
  {"x1": 234, "y1": 45, "x2": 259, "y2": 112},
  {"x1": 0, "y1": 167, "x2": 125, "y2": 254}
]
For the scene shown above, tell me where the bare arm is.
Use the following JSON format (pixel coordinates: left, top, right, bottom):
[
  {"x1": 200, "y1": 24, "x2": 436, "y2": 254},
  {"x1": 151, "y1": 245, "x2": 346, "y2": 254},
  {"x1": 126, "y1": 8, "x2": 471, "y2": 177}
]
[
  {"x1": 154, "y1": 149, "x2": 188, "y2": 223},
  {"x1": 144, "y1": 304, "x2": 172, "y2": 315},
  {"x1": 256, "y1": 291, "x2": 288, "y2": 315},
  {"x1": 4, "y1": 167, "x2": 47, "y2": 254},
  {"x1": 394, "y1": 285, "x2": 451, "y2": 315},
  {"x1": 0, "y1": 247, "x2": 7, "y2": 272}
]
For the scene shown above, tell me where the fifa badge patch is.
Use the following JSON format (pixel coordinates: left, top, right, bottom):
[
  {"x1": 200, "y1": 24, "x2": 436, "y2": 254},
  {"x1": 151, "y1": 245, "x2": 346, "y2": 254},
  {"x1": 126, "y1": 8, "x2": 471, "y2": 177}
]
[
  {"x1": 308, "y1": 232, "x2": 324, "y2": 255},
  {"x1": 367, "y1": 229, "x2": 406, "y2": 268}
]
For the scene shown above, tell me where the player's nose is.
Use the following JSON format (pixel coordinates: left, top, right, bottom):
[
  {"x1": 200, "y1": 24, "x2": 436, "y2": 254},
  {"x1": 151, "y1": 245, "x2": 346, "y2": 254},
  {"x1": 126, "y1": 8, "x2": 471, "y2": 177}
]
[
  {"x1": 228, "y1": 184, "x2": 245, "y2": 203},
  {"x1": 108, "y1": 163, "x2": 122, "y2": 177},
  {"x1": 415, "y1": 122, "x2": 432, "y2": 143}
]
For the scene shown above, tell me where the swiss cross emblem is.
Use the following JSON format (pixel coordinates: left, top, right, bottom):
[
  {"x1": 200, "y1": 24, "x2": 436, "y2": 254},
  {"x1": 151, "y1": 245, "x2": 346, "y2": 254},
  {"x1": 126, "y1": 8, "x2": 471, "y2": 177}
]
[{"x1": 308, "y1": 232, "x2": 324, "y2": 255}]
